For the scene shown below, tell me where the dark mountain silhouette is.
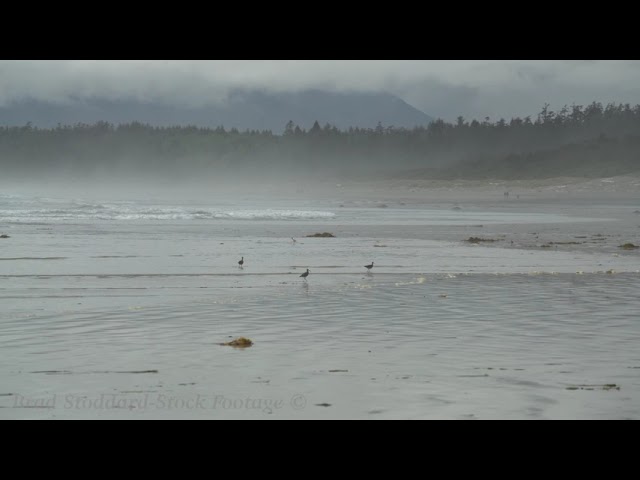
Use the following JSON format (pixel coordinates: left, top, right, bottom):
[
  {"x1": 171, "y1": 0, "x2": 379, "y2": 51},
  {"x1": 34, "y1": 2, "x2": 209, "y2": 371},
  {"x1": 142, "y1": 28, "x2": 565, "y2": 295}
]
[{"x1": 0, "y1": 90, "x2": 433, "y2": 132}]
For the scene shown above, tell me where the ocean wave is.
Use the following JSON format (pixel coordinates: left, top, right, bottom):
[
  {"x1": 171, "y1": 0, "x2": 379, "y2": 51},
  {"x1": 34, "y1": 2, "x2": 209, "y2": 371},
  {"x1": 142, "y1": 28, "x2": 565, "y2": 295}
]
[{"x1": 0, "y1": 205, "x2": 335, "y2": 222}]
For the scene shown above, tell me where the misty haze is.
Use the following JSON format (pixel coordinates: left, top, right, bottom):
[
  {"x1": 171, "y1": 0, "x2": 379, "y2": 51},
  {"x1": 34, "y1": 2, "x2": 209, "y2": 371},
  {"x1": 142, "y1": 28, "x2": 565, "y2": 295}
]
[{"x1": 1, "y1": 60, "x2": 639, "y2": 420}]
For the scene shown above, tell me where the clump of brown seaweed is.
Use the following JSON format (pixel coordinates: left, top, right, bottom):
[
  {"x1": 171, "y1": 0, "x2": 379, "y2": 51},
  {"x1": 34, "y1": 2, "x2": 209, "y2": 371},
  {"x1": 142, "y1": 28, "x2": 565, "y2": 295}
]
[
  {"x1": 306, "y1": 232, "x2": 335, "y2": 238},
  {"x1": 465, "y1": 237, "x2": 497, "y2": 243},
  {"x1": 220, "y1": 337, "x2": 254, "y2": 348}
]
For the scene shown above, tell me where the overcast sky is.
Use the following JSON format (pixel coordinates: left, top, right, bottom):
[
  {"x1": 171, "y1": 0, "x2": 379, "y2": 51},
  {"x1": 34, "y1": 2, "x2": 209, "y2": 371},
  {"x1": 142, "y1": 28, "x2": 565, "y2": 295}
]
[{"x1": 1, "y1": 60, "x2": 639, "y2": 121}]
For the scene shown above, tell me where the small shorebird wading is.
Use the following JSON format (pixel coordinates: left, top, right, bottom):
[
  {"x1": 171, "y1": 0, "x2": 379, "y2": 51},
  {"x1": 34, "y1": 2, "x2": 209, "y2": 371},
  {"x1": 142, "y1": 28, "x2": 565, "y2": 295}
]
[
  {"x1": 300, "y1": 268, "x2": 310, "y2": 280},
  {"x1": 238, "y1": 256, "x2": 244, "y2": 267},
  {"x1": 365, "y1": 262, "x2": 374, "y2": 271}
]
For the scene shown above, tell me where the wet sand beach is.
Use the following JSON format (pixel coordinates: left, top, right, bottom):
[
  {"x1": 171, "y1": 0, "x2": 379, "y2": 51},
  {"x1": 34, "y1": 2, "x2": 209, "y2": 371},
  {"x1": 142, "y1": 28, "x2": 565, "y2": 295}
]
[{"x1": 1, "y1": 176, "x2": 639, "y2": 419}]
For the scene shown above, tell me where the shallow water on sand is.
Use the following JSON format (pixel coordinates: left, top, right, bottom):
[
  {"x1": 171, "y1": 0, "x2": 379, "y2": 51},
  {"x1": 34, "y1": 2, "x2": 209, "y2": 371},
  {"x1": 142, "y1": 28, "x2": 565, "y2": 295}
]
[{"x1": 1, "y1": 190, "x2": 639, "y2": 419}]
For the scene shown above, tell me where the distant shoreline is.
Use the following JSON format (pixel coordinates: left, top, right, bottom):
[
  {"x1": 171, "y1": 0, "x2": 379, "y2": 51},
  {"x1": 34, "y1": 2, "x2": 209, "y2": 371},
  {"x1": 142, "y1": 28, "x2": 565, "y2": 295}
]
[
  {"x1": 2, "y1": 173, "x2": 639, "y2": 206},
  {"x1": 334, "y1": 173, "x2": 640, "y2": 196}
]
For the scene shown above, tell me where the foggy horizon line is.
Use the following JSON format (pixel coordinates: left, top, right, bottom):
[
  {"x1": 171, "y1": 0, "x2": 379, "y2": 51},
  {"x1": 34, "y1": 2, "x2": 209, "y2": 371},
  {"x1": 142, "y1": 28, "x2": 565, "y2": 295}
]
[{"x1": 1, "y1": 99, "x2": 636, "y2": 133}]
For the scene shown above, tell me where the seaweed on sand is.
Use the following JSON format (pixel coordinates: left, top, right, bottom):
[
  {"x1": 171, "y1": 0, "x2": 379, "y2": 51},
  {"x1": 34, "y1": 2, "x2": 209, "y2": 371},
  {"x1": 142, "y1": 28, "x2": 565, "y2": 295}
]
[
  {"x1": 306, "y1": 232, "x2": 335, "y2": 238},
  {"x1": 465, "y1": 237, "x2": 498, "y2": 243},
  {"x1": 220, "y1": 337, "x2": 254, "y2": 348}
]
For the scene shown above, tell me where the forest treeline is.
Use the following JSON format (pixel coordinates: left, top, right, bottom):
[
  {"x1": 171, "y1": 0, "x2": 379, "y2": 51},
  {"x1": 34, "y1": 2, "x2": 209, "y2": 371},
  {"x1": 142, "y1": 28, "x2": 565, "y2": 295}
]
[{"x1": 1, "y1": 101, "x2": 639, "y2": 179}]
